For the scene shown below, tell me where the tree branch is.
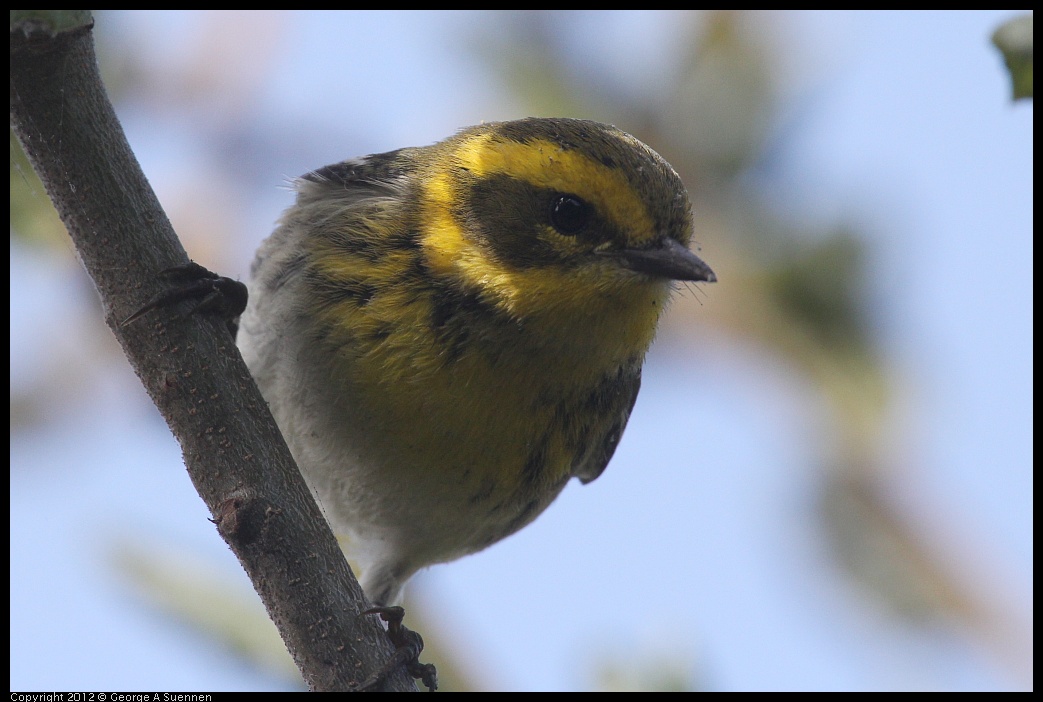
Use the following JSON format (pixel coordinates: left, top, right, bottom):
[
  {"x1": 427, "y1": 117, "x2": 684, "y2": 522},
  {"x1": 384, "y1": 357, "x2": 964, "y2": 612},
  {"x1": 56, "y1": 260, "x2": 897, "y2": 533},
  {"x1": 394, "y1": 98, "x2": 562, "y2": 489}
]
[{"x1": 10, "y1": 11, "x2": 416, "y2": 692}]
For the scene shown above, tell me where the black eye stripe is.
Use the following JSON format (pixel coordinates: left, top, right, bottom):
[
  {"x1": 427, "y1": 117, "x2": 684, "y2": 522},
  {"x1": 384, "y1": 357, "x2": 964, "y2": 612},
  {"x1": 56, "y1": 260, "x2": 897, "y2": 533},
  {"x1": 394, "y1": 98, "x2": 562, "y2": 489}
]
[
  {"x1": 550, "y1": 195, "x2": 591, "y2": 235},
  {"x1": 460, "y1": 175, "x2": 620, "y2": 269}
]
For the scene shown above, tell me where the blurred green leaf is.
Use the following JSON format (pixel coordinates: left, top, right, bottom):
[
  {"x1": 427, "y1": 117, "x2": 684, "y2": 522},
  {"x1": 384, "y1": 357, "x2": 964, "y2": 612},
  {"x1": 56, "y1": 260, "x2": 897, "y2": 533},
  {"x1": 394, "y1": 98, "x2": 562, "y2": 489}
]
[{"x1": 992, "y1": 14, "x2": 1033, "y2": 100}]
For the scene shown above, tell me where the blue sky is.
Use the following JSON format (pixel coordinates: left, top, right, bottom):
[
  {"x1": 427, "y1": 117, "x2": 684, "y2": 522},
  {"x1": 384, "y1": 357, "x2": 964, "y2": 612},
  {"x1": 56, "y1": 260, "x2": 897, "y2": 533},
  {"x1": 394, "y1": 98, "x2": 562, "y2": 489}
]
[{"x1": 11, "y1": 10, "x2": 1032, "y2": 692}]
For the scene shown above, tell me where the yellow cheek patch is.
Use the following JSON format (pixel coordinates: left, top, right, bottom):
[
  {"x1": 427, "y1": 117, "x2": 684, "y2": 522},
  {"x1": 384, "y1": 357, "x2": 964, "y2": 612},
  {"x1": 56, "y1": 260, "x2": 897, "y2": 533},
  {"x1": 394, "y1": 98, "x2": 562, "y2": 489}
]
[
  {"x1": 418, "y1": 167, "x2": 473, "y2": 280},
  {"x1": 453, "y1": 132, "x2": 658, "y2": 247},
  {"x1": 415, "y1": 129, "x2": 668, "y2": 330}
]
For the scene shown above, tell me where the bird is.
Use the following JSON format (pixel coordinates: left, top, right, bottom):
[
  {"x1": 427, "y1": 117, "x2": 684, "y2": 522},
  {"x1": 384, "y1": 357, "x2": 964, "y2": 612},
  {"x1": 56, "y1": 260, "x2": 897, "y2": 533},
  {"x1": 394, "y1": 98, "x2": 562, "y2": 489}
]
[{"x1": 235, "y1": 117, "x2": 714, "y2": 607}]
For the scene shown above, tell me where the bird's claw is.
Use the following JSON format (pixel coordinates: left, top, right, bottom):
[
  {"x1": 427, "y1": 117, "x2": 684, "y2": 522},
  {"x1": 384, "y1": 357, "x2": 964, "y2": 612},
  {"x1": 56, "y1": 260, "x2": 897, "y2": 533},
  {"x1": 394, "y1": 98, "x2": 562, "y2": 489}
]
[{"x1": 353, "y1": 605, "x2": 438, "y2": 692}]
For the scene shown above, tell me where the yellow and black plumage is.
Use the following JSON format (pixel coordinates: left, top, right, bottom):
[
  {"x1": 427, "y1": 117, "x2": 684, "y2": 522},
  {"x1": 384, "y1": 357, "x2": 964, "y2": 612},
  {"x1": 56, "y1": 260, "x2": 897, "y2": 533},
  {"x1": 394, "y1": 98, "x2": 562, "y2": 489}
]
[{"x1": 237, "y1": 117, "x2": 715, "y2": 606}]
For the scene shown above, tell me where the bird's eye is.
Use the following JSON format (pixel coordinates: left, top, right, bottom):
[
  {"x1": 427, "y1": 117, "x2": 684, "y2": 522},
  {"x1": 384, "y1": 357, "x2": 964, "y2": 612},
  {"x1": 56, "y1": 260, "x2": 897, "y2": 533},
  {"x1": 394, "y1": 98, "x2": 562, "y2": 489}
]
[{"x1": 550, "y1": 195, "x2": 591, "y2": 235}]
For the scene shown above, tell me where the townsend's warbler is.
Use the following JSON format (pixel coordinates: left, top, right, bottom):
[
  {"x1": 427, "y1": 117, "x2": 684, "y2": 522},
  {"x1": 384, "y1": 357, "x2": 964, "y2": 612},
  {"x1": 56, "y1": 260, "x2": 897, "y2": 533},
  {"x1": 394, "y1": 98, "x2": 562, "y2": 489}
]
[{"x1": 236, "y1": 117, "x2": 715, "y2": 607}]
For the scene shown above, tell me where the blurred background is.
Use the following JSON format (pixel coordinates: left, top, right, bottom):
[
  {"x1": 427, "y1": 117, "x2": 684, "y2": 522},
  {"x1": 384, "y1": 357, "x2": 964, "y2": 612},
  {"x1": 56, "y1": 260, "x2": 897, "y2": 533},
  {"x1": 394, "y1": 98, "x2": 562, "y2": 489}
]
[{"x1": 10, "y1": 10, "x2": 1032, "y2": 692}]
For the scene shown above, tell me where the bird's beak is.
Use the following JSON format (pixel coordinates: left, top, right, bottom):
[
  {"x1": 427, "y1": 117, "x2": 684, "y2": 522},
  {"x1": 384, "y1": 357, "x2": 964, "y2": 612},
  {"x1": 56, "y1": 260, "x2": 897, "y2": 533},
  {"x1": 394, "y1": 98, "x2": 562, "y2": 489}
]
[{"x1": 603, "y1": 238, "x2": 717, "y2": 283}]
